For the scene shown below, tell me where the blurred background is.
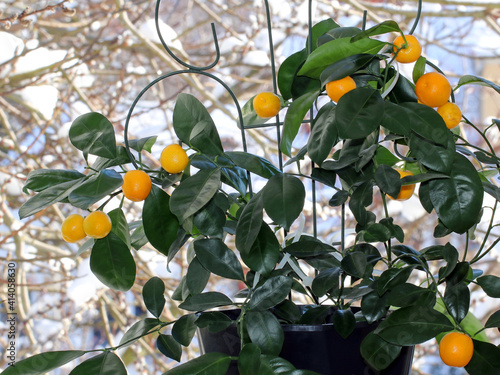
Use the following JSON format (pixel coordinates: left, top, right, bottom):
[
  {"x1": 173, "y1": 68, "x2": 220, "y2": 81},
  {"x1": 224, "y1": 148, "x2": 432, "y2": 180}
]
[{"x1": 0, "y1": 0, "x2": 499, "y2": 373}]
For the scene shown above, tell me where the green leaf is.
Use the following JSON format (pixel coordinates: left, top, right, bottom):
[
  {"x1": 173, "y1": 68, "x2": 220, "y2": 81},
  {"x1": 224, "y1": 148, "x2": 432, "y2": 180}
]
[
  {"x1": 374, "y1": 306, "x2": 455, "y2": 345},
  {"x1": 0, "y1": 350, "x2": 86, "y2": 375},
  {"x1": 307, "y1": 102, "x2": 338, "y2": 165},
  {"x1": 170, "y1": 168, "x2": 221, "y2": 223},
  {"x1": 360, "y1": 332, "x2": 402, "y2": 371},
  {"x1": 375, "y1": 145, "x2": 400, "y2": 167},
  {"x1": 258, "y1": 355, "x2": 296, "y2": 374},
  {"x1": 386, "y1": 283, "x2": 435, "y2": 308},
  {"x1": 298, "y1": 305, "x2": 331, "y2": 324},
  {"x1": 172, "y1": 314, "x2": 197, "y2": 346},
  {"x1": 456, "y1": 75, "x2": 500, "y2": 94},
  {"x1": 249, "y1": 275, "x2": 293, "y2": 311},
  {"x1": 69, "y1": 352, "x2": 126, "y2": 375},
  {"x1": 320, "y1": 54, "x2": 378, "y2": 87},
  {"x1": 173, "y1": 93, "x2": 223, "y2": 156},
  {"x1": 341, "y1": 251, "x2": 370, "y2": 279},
  {"x1": 128, "y1": 135, "x2": 157, "y2": 153},
  {"x1": 241, "y1": 222, "x2": 280, "y2": 276},
  {"x1": 380, "y1": 101, "x2": 412, "y2": 136},
  {"x1": 225, "y1": 151, "x2": 281, "y2": 178},
  {"x1": 375, "y1": 164, "x2": 401, "y2": 198},
  {"x1": 311, "y1": 267, "x2": 340, "y2": 297},
  {"x1": 186, "y1": 257, "x2": 210, "y2": 295},
  {"x1": 412, "y1": 56, "x2": 427, "y2": 83},
  {"x1": 178, "y1": 292, "x2": 233, "y2": 311},
  {"x1": 335, "y1": 87, "x2": 384, "y2": 140},
  {"x1": 68, "y1": 169, "x2": 123, "y2": 209},
  {"x1": 19, "y1": 178, "x2": 85, "y2": 219},
  {"x1": 194, "y1": 238, "x2": 245, "y2": 281},
  {"x1": 477, "y1": 275, "x2": 500, "y2": 298},
  {"x1": 164, "y1": 352, "x2": 232, "y2": 375},
  {"x1": 444, "y1": 282, "x2": 470, "y2": 323},
  {"x1": 69, "y1": 112, "x2": 117, "y2": 159},
  {"x1": 142, "y1": 276, "x2": 166, "y2": 318},
  {"x1": 235, "y1": 191, "x2": 264, "y2": 253},
  {"x1": 108, "y1": 208, "x2": 131, "y2": 249},
  {"x1": 349, "y1": 181, "x2": 373, "y2": 226},
  {"x1": 196, "y1": 311, "x2": 234, "y2": 333},
  {"x1": 90, "y1": 232, "x2": 136, "y2": 291},
  {"x1": 403, "y1": 102, "x2": 451, "y2": 146},
  {"x1": 332, "y1": 308, "x2": 356, "y2": 338},
  {"x1": 23, "y1": 169, "x2": 85, "y2": 193},
  {"x1": 91, "y1": 146, "x2": 133, "y2": 171},
  {"x1": 157, "y1": 334, "x2": 182, "y2": 362},
  {"x1": 485, "y1": 310, "x2": 500, "y2": 329},
  {"x1": 245, "y1": 311, "x2": 284, "y2": 355},
  {"x1": 361, "y1": 291, "x2": 388, "y2": 324},
  {"x1": 278, "y1": 49, "x2": 308, "y2": 101},
  {"x1": 262, "y1": 174, "x2": 305, "y2": 231},
  {"x1": 193, "y1": 199, "x2": 226, "y2": 238},
  {"x1": 377, "y1": 267, "x2": 413, "y2": 295},
  {"x1": 306, "y1": 18, "x2": 340, "y2": 52},
  {"x1": 350, "y1": 20, "x2": 401, "y2": 42},
  {"x1": 283, "y1": 238, "x2": 336, "y2": 258},
  {"x1": 465, "y1": 340, "x2": 500, "y2": 375},
  {"x1": 280, "y1": 89, "x2": 320, "y2": 157},
  {"x1": 238, "y1": 343, "x2": 261, "y2": 375},
  {"x1": 298, "y1": 37, "x2": 386, "y2": 78},
  {"x1": 118, "y1": 318, "x2": 160, "y2": 347},
  {"x1": 427, "y1": 153, "x2": 484, "y2": 233}
]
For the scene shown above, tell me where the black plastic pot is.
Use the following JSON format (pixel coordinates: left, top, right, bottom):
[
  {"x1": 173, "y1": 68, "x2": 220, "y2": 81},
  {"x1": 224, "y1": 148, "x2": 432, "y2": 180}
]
[{"x1": 198, "y1": 308, "x2": 414, "y2": 375}]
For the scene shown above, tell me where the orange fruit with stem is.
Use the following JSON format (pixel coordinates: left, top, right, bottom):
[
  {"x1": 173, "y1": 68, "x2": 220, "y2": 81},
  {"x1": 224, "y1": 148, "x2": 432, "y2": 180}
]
[
  {"x1": 325, "y1": 76, "x2": 356, "y2": 103},
  {"x1": 160, "y1": 144, "x2": 189, "y2": 174},
  {"x1": 122, "y1": 169, "x2": 152, "y2": 202},
  {"x1": 392, "y1": 34, "x2": 422, "y2": 63},
  {"x1": 253, "y1": 92, "x2": 281, "y2": 118},
  {"x1": 415, "y1": 72, "x2": 452, "y2": 108}
]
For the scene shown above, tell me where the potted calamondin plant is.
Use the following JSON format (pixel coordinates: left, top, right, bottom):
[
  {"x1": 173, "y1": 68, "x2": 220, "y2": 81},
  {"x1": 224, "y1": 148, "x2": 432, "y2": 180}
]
[{"x1": 6, "y1": 1, "x2": 500, "y2": 375}]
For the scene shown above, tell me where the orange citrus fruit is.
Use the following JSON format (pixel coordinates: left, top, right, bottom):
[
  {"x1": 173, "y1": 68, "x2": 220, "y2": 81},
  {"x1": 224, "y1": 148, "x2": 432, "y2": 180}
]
[
  {"x1": 325, "y1": 76, "x2": 356, "y2": 103},
  {"x1": 83, "y1": 211, "x2": 112, "y2": 239},
  {"x1": 160, "y1": 144, "x2": 189, "y2": 174},
  {"x1": 437, "y1": 102, "x2": 462, "y2": 129},
  {"x1": 439, "y1": 332, "x2": 474, "y2": 367},
  {"x1": 388, "y1": 169, "x2": 415, "y2": 201},
  {"x1": 61, "y1": 214, "x2": 86, "y2": 243},
  {"x1": 253, "y1": 92, "x2": 281, "y2": 118},
  {"x1": 392, "y1": 35, "x2": 422, "y2": 63},
  {"x1": 415, "y1": 72, "x2": 452, "y2": 108},
  {"x1": 122, "y1": 169, "x2": 152, "y2": 202}
]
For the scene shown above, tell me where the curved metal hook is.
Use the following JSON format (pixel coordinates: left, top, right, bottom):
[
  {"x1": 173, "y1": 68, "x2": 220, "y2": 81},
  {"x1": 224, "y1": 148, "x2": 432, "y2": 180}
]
[{"x1": 155, "y1": 0, "x2": 220, "y2": 71}]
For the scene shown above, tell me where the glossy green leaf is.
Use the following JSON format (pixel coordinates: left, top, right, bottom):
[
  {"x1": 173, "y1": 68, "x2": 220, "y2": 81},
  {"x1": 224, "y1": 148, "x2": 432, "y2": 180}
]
[
  {"x1": 0, "y1": 350, "x2": 86, "y2": 375},
  {"x1": 298, "y1": 37, "x2": 386, "y2": 78},
  {"x1": 193, "y1": 199, "x2": 226, "y2": 238},
  {"x1": 277, "y1": 48, "x2": 316, "y2": 101},
  {"x1": 108, "y1": 208, "x2": 131, "y2": 249},
  {"x1": 19, "y1": 178, "x2": 85, "y2": 219},
  {"x1": 245, "y1": 311, "x2": 284, "y2": 355},
  {"x1": 280, "y1": 89, "x2": 320, "y2": 157},
  {"x1": 241, "y1": 222, "x2": 280, "y2": 276},
  {"x1": 412, "y1": 56, "x2": 427, "y2": 83},
  {"x1": 235, "y1": 191, "x2": 264, "y2": 253},
  {"x1": 360, "y1": 332, "x2": 402, "y2": 371},
  {"x1": 69, "y1": 352, "x2": 126, "y2": 375},
  {"x1": 186, "y1": 257, "x2": 210, "y2": 295},
  {"x1": 380, "y1": 101, "x2": 411, "y2": 136},
  {"x1": 428, "y1": 153, "x2": 484, "y2": 233},
  {"x1": 238, "y1": 343, "x2": 261, "y2": 375},
  {"x1": 196, "y1": 311, "x2": 234, "y2": 333},
  {"x1": 157, "y1": 334, "x2": 182, "y2": 362},
  {"x1": 262, "y1": 174, "x2": 305, "y2": 231},
  {"x1": 328, "y1": 190, "x2": 349, "y2": 206},
  {"x1": 484, "y1": 310, "x2": 500, "y2": 328},
  {"x1": 298, "y1": 305, "x2": 331, "y2": 324},
  {"x1": 307, "y1": 102, "x2": 337, "y2": 165},
  {"x1": 68, "y1": 169, "x2": 122, "y2": 209},
  {"x1": 172, "y1": 314, "x2": 197, "y2": 346},
  {"x1": 128, "y1": 135, "x2": 157, "y2": 153},
  {"x1": 178, "y1": 292, "x2": 233, "y2": 311},
  {"x1": 320, "y1": 53, "x2": 378, "y2": 86},
  {"x1": 377, "y1": 267, "x2": 413, "y2": 295},
  {"x1": 170, "y1": 168, "x2": 221, "y2": 223},
  {"x1": 311, "y1": 167, "x2": 337, "y2": 187},
  {"x1": 391, "y1": 244, "x2": 426, "y2": 267},
  {"x1": 283, "y1": 239, "x2": 336, "y2": 258},
  {"x1": 225, "y1": 151, "x2": 281, "y2": 178},
  {"x1": 477, "y1": 275, "x2": 500, "y2": 298},
  {"x1": 69, "y1": 112, "x2": 117, "y2": 159},
  {"x1": 374, "y1": 306, "x2": 454, "y2": 345},
  {"x1": 249, "y1": 275, "x2": 293, "y2": 311},
  {"x1": 456, "y1": 75, "x2": 500, "y2": 94},
  {"x1": 350, "y1": 20, "x2": 401, "y2": 42},
  {"x1": 23, "y1": 169, "x2": 85, "y2": 193},
  {"x1": 311, "y1": 267, "x2": 340, "y2": 297},
  {"x1": 143, "y1": 185, "x2": 180, "y2": 256},
  {"x1": 465, "y1": 340, "x2": 500, "y2": 375},
  {"x1": 361, "y1": 291, "x2": 388, "y2": 324},
  {"x1": 173, "y1": 93, "x2": 223, "y2": 156},
  {"x1": 332, "y1": 308, "x2": 356, "y2": 338},
  {"x1": 142, "y1": 276, "x2": 166, "y2": 318},
  {"x1": 194, "y1": 238, "x2": 245, "y2": 281},
  {"x1": 118, "y1": 318, "x2": 159, "y2": 347},
  {"x1": 349, "y1": 181, "x2": 373, "y2": 226},
  {"x1": 403, "y1": 102, "x2": 451, "y2": 147},
  {"x1": 437, "y1": 243, "x2": 459, "y2": 280},
  {"x1": 164, "y1": 352, "x2": 232, "y2": 375},
  {"x1": 306, "y1": 18, "x2": 340, "y2": 52},
  {"x1": 91, "y1": 146, "x2": 133, "y2": 171},
  {"x1": 90, "y1": 232, "x2": 136, "y2": 291},
  {"x1": 409, "y1": 133, "x2": 455, "y2": 174},
  {"x1": 386, "y1": 283, "x2": 435, "y2": 308},
  {"x1": 335, "y1": 87, "x2": 384, "y2": 140},
  {"x1": 444, "y1": 282, "x2": 470, "y2": 323},
  {"x1": 341, "y1": 251, "x2": 370, "y2": 279}
]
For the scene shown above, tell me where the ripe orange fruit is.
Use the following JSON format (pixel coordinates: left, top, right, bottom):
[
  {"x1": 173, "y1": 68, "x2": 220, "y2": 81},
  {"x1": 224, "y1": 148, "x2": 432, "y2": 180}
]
[
  {"x1": 437, "y1": 102, "x2": 462, "y2": 129},
  {"x1": 61, "y1": 214, "x2": 86, "y2": 243},
  {"x1": 83, "y1": 211, "x2": 112, "y2": 239},
  {"x1": 122, "y1": 169, "x2": 152, "y2": 202},
  {"x1": 439, "y1": 332, "x2": 474, "y2": 367},
  {"x1": 160, "y1": 144, "x2": 189, "y2": 174},
  {"x1": 392, "y1": 35, "x2": 422, "y2": 63},
  {"x1": 388, "y1": 169, "x2": 415, "y2": 201},
  {"x1": 415, "y1": 72, "x2": 452, "y2": 108},
  {"x1": 253, "y1": 92, "x2": 281, "y2": 118},
  {"x1": 325, "y1": 76, "x2": 356, "y2": 103}
]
